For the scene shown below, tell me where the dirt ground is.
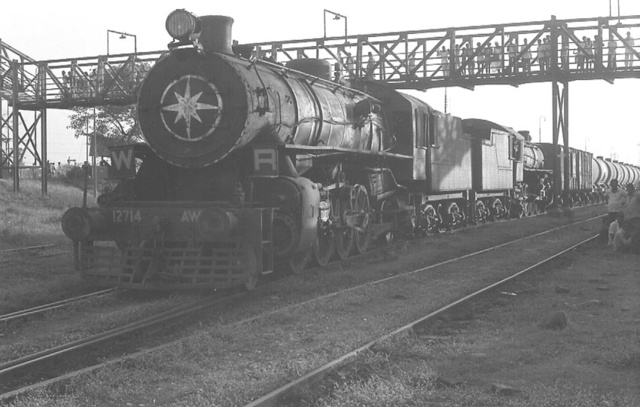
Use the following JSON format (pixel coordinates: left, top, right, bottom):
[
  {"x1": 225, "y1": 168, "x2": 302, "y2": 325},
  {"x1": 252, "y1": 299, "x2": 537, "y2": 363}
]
[{"x1": 306, "y1": 239, "x2": 640, "y2": 406}]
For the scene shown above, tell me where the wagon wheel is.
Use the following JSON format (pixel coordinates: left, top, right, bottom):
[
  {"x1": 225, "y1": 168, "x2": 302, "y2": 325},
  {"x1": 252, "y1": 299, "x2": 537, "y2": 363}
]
[
  {"x1": 475, "y1": 200, "x2": 488, "y2": 224},
  {"x1": 334, "y1": 190, "x2": 354, "y2": 260},
  {"x1": 489, "y1": 198, "x2": 504, "y2": 221},
  {"x1": 447, "y1": 202, "x2": 464, "y2": 229},
  {"x1": 353, "y1": 185, "x2": 372, "y2": 254},
  {"x1": 242, "y1": 243, "x2": 259, "y2": 291},
  {"x1": 313, "y1": 199, "x2": 335, "y2": 267},
  {"x1": 421, "y1": 204, "x2": 439, "y2": 234},
  {"x1": 436, "y1": 205, "x2": 448, "y2": 233},
  {"x1": 379, "y1": 197, "x2": 399, "y2": 243}
]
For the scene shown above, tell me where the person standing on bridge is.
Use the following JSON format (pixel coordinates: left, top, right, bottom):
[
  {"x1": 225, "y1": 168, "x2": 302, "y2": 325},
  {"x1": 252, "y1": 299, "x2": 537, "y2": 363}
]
[
  {"x1": 521, "y1": 38, "x2": 532, "y2": 73},
  {"x1": 507, "y1": 39, "x2": 518, "y2": 74},
  {"x1": 607, "y1": 33, "x2": 617, "y2": 70},
  {"x1": 543, "y1": 36, "x2": 551, "y2": 71},
  {"x1": 585, "y1": 37, "x2": 594, "y2": 71},
  {"x1": 476, "y1": 42, "x2": 485, "y2": 76},
  {"x1": 365, "y1": 51, "x2": 376, "y2": 80},
  {"x1": 438, "y1": 46, "x2": 450, "y2": 77},
  {"x1": 483, "y1": 44, "x2": 493, "y2": 76},
  {"x1": 345, "y1": 52, "x2": 355, "y2": 79},
  {"x1": 491, "y1": 41, "x2": 502, "y2": 74},
  {"x1": 624, "y1": 31, "x2": 635, "y2": 69},
  {"x1": 535, "y1": 39, "x2": 545, "y2": 72},
  {"x1": 463, "y1": 43, "x2": 474, "y2": 76}
]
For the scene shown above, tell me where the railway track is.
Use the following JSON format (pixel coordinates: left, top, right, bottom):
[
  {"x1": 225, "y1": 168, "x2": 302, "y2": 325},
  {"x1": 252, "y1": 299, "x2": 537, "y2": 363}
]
[
  {"x1": 0, "y1": 289, "x2": 248, "y2": 396},
  {"x1": 242, "y1": 235, "x2": 599, "y2": 407},
  {"x1": 0, "y1": 288, "x2": 119, "y2": 323},
  {"x1": 0, "y1": 212, "x2": 602, "y2": 402},
  {"x1": 0, "y1": 244, "x2": 56, "y2": 254},
  {"x1": 0, "y1": 244, "x2": 72, "y2": 265}
]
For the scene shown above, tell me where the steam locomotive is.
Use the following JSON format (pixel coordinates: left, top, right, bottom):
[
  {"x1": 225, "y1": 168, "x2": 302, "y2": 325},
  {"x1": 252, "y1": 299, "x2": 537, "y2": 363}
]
[{"x1": 60, "y1": 10, "x2": 640, "y2": 290}]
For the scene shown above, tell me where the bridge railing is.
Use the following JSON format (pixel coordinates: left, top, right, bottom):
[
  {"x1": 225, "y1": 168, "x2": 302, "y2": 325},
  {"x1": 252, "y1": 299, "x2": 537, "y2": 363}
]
[
  {"x1": 247, "y1": 15, "x2": 640, "y2": 87},
  {"x1": 4, "y1": 15, "x2": 640, "y2": 110},
  {"x1": 2, "y1": 51, "x2": 165, "y2": 110}
]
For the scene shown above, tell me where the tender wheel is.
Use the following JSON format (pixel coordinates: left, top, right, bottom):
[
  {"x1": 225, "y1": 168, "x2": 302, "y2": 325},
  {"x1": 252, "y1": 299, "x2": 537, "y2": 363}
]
[
  {"x1": 353, "y1": 185, "x2": 372, "y2": 254},
  {"x1": 334, "y1": 192, "x2": 354, "y2": 260},
  {"x1": 446, "y1": 202, "x2": 464, "y2": 229},
  {"x1": 490, "y1": 198, "x2": 504, "y2": 221},
  {"x1": 421, "y1": 204, "x2": 439, "y2": 234}
]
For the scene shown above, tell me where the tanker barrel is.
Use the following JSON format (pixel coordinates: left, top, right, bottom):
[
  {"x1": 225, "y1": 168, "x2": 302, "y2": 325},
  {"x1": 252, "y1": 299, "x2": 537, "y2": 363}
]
[{"x1": 61, "y1": 207, "x2": 109, "y2": 240}]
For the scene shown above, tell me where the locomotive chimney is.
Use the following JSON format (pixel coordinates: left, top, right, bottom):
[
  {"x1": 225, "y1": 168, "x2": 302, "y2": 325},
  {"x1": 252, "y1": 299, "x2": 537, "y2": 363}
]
[{"x1": 199, "y1": 15, "x2": 234, "y2": 54}]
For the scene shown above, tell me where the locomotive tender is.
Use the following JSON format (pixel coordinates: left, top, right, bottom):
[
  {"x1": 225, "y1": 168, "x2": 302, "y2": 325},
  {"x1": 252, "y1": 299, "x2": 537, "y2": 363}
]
[{"x1": 60, "y1": 10, "x2": 639, "y2": 290}]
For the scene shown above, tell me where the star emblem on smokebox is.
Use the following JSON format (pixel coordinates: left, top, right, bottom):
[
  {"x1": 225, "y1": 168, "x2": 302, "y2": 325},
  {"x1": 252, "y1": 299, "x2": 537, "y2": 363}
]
[{"x1": 160, "y1": 75, "x2": 222, "y2": 142}]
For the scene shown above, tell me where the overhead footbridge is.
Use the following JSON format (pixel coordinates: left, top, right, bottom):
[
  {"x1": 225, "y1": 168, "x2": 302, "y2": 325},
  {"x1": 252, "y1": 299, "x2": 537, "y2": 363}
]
[{"x1": 2, "y1": 14, "x2": 640, "y2": 196}]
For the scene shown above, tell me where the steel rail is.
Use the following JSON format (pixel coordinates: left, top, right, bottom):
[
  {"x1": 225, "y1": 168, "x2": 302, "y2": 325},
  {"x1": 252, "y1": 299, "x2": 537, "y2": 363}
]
[
  {"x1": 0, "y1": 250, "x2": 73, "y2": 266},
  {"x1": 0, "y1": 244, "x2": 56, "y2": 254},
  {"x1": 244, "y1": 235, "x2": 598, "y2": 407},
  {"x1": 0, "y1": 288, "x2": 119, "y2": 323},
  {"x1": 0, "y1": 291, "x2": 242, "y2": 377}
]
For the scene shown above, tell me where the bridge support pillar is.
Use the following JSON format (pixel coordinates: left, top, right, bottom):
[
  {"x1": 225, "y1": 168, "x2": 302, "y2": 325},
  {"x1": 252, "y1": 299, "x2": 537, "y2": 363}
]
[{"x1": 551, "y1": 79, "x2": 569, "y2": 205}]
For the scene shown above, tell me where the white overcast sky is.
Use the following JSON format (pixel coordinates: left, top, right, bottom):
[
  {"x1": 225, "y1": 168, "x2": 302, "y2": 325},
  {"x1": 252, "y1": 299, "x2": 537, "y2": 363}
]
[{"x1": 2, "y1": 0, "x2": 639, "y2": 164}]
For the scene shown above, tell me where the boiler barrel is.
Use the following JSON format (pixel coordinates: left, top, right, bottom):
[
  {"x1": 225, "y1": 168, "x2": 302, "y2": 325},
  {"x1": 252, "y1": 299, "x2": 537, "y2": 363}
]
[{"x1": 523, "y1": 143, "x2": 544, "y2": 170}]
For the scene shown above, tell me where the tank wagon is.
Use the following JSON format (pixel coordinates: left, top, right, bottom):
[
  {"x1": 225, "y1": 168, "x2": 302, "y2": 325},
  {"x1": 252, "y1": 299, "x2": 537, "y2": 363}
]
[
  {"x1": 592, "y1": 156, "x2": 640, "y2": 189},
  {"x1": 59, "y1": 10, "x2": 624, "y2": 291}
]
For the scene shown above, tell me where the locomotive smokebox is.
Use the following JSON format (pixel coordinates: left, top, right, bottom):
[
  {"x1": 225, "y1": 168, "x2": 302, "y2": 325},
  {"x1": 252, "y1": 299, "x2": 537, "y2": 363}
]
[{"x1": 199, "y1": 15, "x2": 234, "y2": 54}]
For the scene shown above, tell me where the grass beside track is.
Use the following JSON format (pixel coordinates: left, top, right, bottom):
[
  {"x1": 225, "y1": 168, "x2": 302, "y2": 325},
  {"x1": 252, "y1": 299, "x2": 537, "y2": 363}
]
[
  {"x1": 282, "y1": 242, "x2": 640, "y2": 407},
  {"x1": 0, "y1": 179, "x2": 95, "y2": 314},
  {"x1": 0, "y1": 179, "x2": 84, "y2": 248}
]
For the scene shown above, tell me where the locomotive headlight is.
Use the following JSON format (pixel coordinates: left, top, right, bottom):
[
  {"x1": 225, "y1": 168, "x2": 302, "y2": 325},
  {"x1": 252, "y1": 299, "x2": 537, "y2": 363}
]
[{"x1": 166, "y1": 9, "x2": 200, "y2": 42}]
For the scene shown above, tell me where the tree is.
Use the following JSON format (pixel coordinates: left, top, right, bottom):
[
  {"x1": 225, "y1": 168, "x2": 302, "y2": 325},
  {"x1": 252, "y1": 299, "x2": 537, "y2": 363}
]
[{"x1": 67, "y1": 105, "x2": 143, "y2": 144}]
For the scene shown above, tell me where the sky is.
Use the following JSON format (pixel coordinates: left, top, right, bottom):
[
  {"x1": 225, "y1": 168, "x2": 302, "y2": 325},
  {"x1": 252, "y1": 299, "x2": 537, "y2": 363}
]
[{"x1": 1, "y1": 0, "x2": 639, "y2": 165}]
